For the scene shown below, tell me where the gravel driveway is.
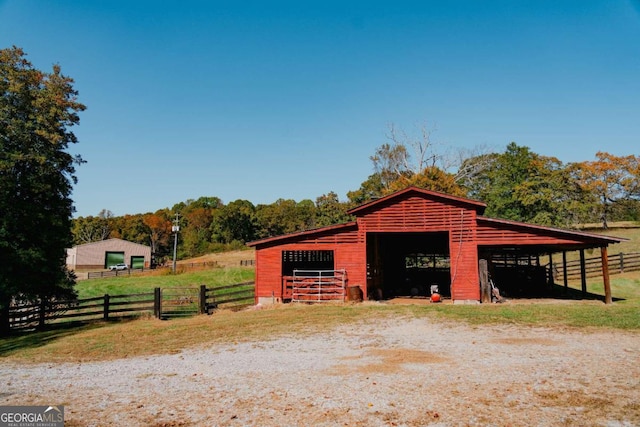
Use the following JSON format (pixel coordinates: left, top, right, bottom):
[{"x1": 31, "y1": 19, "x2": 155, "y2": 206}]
[{"x1": 2, "y1": 317, "x2": 639, "y2": 426}]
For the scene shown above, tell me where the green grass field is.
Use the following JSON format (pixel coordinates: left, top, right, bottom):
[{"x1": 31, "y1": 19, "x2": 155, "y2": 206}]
[
  {"x1": 74, "y1": 267, "x2": 254, "y2": 299},
  {"x1": 2, "y1": 242, "x2": 639, "y2": 363}
]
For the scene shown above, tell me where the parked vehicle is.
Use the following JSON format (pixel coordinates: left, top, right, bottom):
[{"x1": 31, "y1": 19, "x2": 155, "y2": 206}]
[{"x1": 109, "y1": 263, "x2": 128, "y2": 271}]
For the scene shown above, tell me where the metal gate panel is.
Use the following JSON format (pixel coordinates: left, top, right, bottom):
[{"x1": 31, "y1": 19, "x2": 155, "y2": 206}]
[{"x1": 160, "y1": 287, "x2": 199, "y2": 318}]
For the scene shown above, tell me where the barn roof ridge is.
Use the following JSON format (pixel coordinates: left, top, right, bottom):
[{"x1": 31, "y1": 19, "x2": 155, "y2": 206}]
[{"x1": 347, "y1": 186, "x2": 487, "y2": 216}]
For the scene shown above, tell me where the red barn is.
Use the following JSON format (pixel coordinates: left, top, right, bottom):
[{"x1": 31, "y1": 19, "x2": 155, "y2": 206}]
[{"x1": 248, "y1": 187, "x2": 624, "y2": 305}]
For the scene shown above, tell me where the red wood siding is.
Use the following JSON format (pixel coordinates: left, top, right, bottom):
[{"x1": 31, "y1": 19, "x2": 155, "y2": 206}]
[
  {"x1": 358, "y1": 196, "x2": 474, "y2": 233},
  {"x1": 255, "y1": 240, "x2": 366, "y2": 301},
  {"x1": 448, "y1": 210, "x2": 480, "y2": 301},
  {"x1": 476, "y1": 223, "x2": 587, "y2": 246}
]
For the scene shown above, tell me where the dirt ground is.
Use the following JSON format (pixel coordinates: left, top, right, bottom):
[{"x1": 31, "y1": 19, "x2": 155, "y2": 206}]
[{"x1": 2, "y1": 313, "x2": 639, "y2": 427}]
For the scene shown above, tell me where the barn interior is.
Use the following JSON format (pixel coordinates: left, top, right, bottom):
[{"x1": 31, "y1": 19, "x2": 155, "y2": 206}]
[
  {"x1": 479, "y1": 247, "x2": 553, "y2": 298},
  {"x1": 365, "y1": 233, "x2": 572, "y2": 301},
  {"x1": 366, "y1": 232, "x2": 451, "y2": 299}
]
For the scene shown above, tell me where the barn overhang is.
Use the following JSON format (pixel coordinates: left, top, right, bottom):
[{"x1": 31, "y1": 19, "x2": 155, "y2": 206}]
[{"x1": 476, "y1": 216, "x2": 626, "y2": 254}]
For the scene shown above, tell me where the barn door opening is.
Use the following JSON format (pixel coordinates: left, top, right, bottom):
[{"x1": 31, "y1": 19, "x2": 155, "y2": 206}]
[{"x1": 367, "y1": 232, "x2": 450, "y2": 299}]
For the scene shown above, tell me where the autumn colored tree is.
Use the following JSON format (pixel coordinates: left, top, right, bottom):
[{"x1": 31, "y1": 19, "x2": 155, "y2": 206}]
[
  {"x1": 572, "y1": 152, "x2": 640, "y2": 228},
  {"x1": 355, "y1": 123, "x2": 489, "y2": 203},
  {"x1": 71, "y1": 209, "x2": 113, "y2": 244},
  {"x1": 386, "y1": 166, "x2": 466, "y2": 197},
  {"x1": 143, "y1": 211, "x2": 172, "y2": 261},
  {"x1": 0, "y1": 47, "x2": 85, "y2": 333}
]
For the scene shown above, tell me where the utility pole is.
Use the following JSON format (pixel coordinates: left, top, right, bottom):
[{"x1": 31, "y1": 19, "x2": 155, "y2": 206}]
[{"x1": 172, "y1": 213, "x2": 180, "y2": 274}]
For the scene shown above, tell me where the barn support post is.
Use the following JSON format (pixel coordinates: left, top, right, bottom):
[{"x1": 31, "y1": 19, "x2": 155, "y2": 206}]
[
  {"x1": 601, "y1": 246, "x2": 612, "y2": 304},
  {"x1": 548, "y1": 253, "x2": 555, "y2": 286},
  {"x1": 479, "y1": 259, "x2": 491, "y2": 303},
  {"x1": 579, "y1": 249, "x2": 587, "y2": 297},
  {"x1": 562, "y1": 251, "x2": 568, "y2": 294}
]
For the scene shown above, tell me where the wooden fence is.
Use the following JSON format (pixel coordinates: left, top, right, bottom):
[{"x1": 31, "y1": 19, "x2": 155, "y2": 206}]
[
  {"x1": 85, "y1": 261, "x2": 218, "y2": 279},
  {"x1": 7, "y1": 281, "x2": 255, "y2": 331},
  {"x1": 552, "y1": 252, "x2": 640, "y2": 281}
]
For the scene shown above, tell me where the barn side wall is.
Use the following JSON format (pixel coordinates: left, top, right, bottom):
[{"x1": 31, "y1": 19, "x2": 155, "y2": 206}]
[{"x1": 254, "y1": 229, "x2": 365, "y2": 305}]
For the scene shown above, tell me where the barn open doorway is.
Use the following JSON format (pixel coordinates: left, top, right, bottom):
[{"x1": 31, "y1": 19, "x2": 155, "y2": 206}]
[{"x1": 366, "y1": 232, "x2": 450, "y2": 300}]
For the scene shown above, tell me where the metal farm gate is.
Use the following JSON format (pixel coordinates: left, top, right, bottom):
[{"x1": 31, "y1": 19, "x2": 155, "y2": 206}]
[
  {"x1": 291, "y1": 269, "x2": 347, "y2": 302},
  {"x1": 158, "y1": 287, "x2": 200, "y2": 318}
]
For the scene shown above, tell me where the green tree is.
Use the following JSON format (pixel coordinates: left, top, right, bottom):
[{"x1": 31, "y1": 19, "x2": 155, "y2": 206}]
[
  {"x1": 315, "y1": 192, "x2": 353, "y2": 227},
  {"x1": 465, "y1": 142, "x2": 591, "y2": 227},
  {"x1": 211, "y1": 199, "x2": 256, "y2": 244},
  {"x1": 255, "y1": 199, "x2": 316, "y2": 238},
  {"x1": 347, "y1": 173, "x2": 385, "y2": 205},
  {"x1": 0, "y1": 47, "x2": 85, "y2": 332},
  {"x1": 180, "y1": 207, "x2": 214, "y2": 257}
]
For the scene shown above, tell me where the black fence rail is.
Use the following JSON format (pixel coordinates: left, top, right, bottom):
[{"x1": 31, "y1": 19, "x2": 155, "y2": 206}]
[
  {"x1": 87, "y1": 268, "x2": 150, "y2": 279},
  {"x1": 7, "y1": 281, "x2": 255, "y2": 331},
  {"x1": 204, "y1": 281, "x2": 255, "y2": 312},
  {"x1": 8, "y1": 292, "x2": 155, "y2": 331},
  {"x1": 85, "y1": 261, "x2": 218, "y2": 279},
  {"x1": 553, "y1": 252, "x2": 640, "y2": 280},
  {"x1": 240, "y1": 260, "x2": 255, "y2": 266}
]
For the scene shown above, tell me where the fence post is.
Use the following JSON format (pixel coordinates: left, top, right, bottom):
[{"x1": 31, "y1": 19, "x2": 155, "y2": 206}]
[
  {"x1": 580, "y1": 249, "x2": 587, "y2": 296},
  {"x1": 620, "y1": 253, "x2": 624, "y2": 274},
  {"x1": 154, "y1": 287, "x2": 161, "y2": 319},
  {"x1": 104, "y1": 294, "x2": 110, "y2": 320},
  {"x1": 38, "y1": 298, "x2": 46, "y2": 330},
  {"x1": 199, "y1": 285, "x2": 207, "y2": 314}
]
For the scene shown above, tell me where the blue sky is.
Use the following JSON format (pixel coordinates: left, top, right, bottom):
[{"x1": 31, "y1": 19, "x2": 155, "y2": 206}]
[{"x1": 2, "y1": 1, "x2": 639, "y2": 217}]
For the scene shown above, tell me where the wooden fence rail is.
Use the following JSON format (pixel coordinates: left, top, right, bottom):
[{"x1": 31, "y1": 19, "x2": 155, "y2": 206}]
[
  {"x1": 7, "y1": 281, "x2": 255, "y2": 331},
  {"x1": 552, "y1": 252, "x2": 640, "y2": 280},
  {"x1": 85, "y1": 261, "x2": 218, "y2": 279}
]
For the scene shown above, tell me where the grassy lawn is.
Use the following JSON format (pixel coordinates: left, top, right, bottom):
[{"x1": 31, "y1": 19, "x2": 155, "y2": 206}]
[
  {"x1": 1, "y1": 263, "x2": 638, "y2": 364},
  {"x1": 74, "y1": 267, "x2": 254, "y2": 299}
]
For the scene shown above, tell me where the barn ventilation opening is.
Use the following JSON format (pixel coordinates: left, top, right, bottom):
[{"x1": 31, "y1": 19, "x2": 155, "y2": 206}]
[{"x1": 282, "y1": 250, "x2": 334, "y2": 275}]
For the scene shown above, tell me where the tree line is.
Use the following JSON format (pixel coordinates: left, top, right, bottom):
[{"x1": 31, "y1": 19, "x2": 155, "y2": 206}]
[{"x1": 73, "y1": 135, "x2": 640, "y2": 263}]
